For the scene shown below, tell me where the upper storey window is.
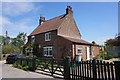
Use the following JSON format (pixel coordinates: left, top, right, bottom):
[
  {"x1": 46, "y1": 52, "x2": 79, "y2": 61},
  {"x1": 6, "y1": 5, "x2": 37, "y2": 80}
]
[
  {"x1": 45, "y1": 32, "x2": 51, "y2": 41},
  {"x1": 31, "y1": 36, "x2": 35, "y2": 43}
]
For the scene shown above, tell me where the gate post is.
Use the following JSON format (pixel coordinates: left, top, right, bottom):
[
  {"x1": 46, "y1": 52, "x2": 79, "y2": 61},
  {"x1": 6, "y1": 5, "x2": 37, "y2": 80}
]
[
  {"x1": 64, "y1": 56, "x2": 70, "y2": 79},
  {"x1": 114, "y1": 61, "x2": 120, "y2": 80},
  {"x1": 92, "y1": 59, "x2": 97, "y2": 80}
]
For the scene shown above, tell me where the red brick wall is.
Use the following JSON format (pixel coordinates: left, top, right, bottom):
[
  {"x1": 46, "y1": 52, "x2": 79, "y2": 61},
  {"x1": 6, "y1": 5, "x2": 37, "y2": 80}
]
[
  {"x1": 92, "y1": 46, "x2": 100, "y2": 58},
  {"x1": 27, "y1": 30, "x2": 73, "y2": 58},
  {"x1": 73, "y1": 44, "x2": 91, "y2": 61},
  {"x1": 27, "y1": 30, "x2": 100, "y2": 60},
  {"x1": 58, "y1": 14, "x2": 81, "y2": 39},
  {"x1": 54, "y1": 36, "x2": 72, "y2": 58},
  {"x1": 72, "y1": 44, "x2": 100, "y2": 61}
]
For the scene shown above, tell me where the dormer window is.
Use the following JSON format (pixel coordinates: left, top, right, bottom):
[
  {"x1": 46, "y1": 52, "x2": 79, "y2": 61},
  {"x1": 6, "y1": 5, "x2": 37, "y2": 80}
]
[
  {"x1": 45, "y1": 32, "x2": 51, "y2": 41},
  {"x1": 31, "y1": 36, "x2": 35, "y2": 43}
]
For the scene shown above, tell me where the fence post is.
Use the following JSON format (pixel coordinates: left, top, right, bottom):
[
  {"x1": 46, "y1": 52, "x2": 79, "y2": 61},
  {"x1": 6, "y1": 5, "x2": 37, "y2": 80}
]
[
  {"x1": 92, "y1": 59, "x2": 97, "y2": 80},
  {"x1": 114, "y1": 61, "x2": 120, "y2": 80},
  {"x1": 51, "y1": 58, "x2": 54, "y2": 76},
  {"x1": 31, "y1": 57, "x2": 36, "y2": 71},
  {"x1": 64, "y1": 56, "x2": 70, "y2": 79}
]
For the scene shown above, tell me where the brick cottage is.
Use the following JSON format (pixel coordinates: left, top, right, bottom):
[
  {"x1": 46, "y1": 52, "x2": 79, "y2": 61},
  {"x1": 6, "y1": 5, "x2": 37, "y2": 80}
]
[{"x1": 24, "y1": 6, "x2": 100, "y2": 61}]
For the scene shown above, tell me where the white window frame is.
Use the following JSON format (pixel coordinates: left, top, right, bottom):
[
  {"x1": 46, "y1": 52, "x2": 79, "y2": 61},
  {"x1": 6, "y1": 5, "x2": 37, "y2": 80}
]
[
  {"x1": 31, "y1": 36, "x2": 35, "y2": 43},
  {"x1": 78, "y1": 48, "x2": 82, "y2": 54},
  {"x1": 43, "y1": 46, "x2": 53, "y2": 57},
  {"x1": 45, "y1": 32, "x2": 51, "y2": 41},
  {"x1": 26, "y1": 48, "x2": 33, "y2": 53}
]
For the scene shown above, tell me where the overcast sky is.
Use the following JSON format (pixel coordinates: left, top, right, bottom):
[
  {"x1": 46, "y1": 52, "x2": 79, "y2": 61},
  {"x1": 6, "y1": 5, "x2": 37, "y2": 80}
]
[{"x1": 1, "y1": 2, "x2": 118, "y2": 45}]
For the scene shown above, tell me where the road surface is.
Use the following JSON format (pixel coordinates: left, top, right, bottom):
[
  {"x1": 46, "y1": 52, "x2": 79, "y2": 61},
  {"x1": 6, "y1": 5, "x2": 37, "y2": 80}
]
[{"x1": 0, "y1": 60, "x2": 54, "y2": 79}]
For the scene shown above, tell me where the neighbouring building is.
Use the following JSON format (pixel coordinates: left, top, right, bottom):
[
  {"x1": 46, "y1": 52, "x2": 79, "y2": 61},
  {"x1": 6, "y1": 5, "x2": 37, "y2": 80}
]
[{"x1": 24, "y1": 6, "x2": 100, "y2": 61}]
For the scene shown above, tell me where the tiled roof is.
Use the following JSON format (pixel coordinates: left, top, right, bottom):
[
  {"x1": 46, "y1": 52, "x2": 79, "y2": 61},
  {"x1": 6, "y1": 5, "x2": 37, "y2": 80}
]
[
  {"x1": 29, "y1": 14, "x2": 66, "y2": 36},
  {"x1": 60, "y1": 36, "x2": 92, "y2": 45}
]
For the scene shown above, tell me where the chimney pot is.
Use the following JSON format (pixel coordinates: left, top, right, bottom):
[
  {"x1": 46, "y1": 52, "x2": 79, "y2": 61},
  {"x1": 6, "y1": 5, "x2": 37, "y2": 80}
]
[
  {"x1": 39, "y1": 16, "x2": 45, "y2": 25},
  {"x1": 66, "y1": 6, "x2": 73, "y2": 14}
]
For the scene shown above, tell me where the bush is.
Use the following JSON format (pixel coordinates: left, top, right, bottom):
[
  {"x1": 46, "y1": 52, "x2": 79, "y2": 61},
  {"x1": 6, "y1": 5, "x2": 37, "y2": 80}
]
[
  {"x1": 13, "y1": 60, "x2": 29, "y2": 71},
  {"x1": 97, "y1": 52, "x2": 113, "y2": 60},
  {"x1": 104, "y1": 54, "x2": 113, "y2": 60}
]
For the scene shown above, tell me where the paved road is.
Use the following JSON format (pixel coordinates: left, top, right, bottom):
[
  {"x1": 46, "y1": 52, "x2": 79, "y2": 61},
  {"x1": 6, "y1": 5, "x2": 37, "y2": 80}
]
[{"x1": 0, "y1": 60, "x2": 54, "y2": 78}]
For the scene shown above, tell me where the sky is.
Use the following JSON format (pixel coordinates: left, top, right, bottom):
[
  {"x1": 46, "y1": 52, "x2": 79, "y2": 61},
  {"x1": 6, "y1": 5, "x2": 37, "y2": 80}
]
[{"x1": 1, "y1": 2, "x2": 118, "y2": 45}]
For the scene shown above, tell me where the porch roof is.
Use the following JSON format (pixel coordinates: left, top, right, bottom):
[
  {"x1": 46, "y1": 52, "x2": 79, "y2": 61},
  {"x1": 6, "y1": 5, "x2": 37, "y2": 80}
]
[{"x1": 60, "y1": 36, "x2": 93, "y2": 45}]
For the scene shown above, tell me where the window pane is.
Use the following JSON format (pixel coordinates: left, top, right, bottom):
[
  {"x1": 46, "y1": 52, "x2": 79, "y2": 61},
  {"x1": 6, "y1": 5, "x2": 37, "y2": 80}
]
[
  {"x1": 49, "y1": 48, "x2": 52, "y2": 55},
  {"x1": 43, "y1": 47, "x2": 52, "y2": 56},
  {"x1": 49, "y1": 33, "x2": 51, "y2": 40},
  {"x1": 78, "y1": 48, "x2": 82, "y2": 54},
  {"x1": 31, "y1": 36, "x2": 35, "y2": 43},
  {"x1": 45, "y1": 32, "x2": 51, "y2": 41},
  {"x1": 44, "y1": 48, "x2": 47, "y2": 56},
  {"x1": 47, "y1": 48, "x2": 49, "y2": 55}
]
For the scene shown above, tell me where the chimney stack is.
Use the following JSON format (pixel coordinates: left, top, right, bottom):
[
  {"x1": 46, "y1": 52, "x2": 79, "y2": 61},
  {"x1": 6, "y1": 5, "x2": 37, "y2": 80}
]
[
  {"x1": 66, "y1": 6, "x2": 73, "y2": 14},
  {"x1": 39, "y1": 16, "x2": 45, "y2": 25}
]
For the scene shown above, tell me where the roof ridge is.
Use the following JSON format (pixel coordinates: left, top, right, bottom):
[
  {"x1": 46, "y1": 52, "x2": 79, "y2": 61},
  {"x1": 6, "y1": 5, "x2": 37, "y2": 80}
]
[{"x1": 45, "y1": 14, "x2": 66, "y2": 22}]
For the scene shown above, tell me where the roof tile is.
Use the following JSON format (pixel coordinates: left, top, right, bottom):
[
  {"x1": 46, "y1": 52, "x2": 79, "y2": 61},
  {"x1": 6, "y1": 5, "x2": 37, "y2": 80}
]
[
  {"x1": 60, "y1": 36, "x2": 92, "y2": 45},
  {"x1": 30, "y1": 14, "x2": 66, "y2": 36}
]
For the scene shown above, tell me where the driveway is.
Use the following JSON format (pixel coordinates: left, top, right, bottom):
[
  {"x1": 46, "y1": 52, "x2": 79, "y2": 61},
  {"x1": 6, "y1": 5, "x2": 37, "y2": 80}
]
[{"x1": 0, "y1": 60, "x2": 54, "y2": 79}]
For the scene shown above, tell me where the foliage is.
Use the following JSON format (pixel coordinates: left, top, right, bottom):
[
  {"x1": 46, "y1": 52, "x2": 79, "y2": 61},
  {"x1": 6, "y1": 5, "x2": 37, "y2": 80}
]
[
  {"x1": 0, "y1": 35, "x2": 11, "y2": 45},
  {"x1": 26, "y1": 43, "x2": 38, "y2": 56},
  {"x1": 13, "y1": 62, "x2": 29, "y2": 71},
  {"x1": 1, "y1": 32, "x2": 27, "y2": 54},
  {"x1": 105, "y1": 33, "x2": 120, "y2": 46},
  {"x1": 2, "y1": 44, "x2": 20, "y2": 54},
  {"x1": 104, "y1": 54, "x2": 113, "y2": 60},
  {"x1": 97, "y1": 51, "x2": 113, "y2": 60},
  {"x1": 11, "y1": 32, "x2": 27, "y2": 53},
  {"x1": 0, "y1": 35, "x2": 4, "y2": 45},
  {"x1": 105, "y1": 33, "x2": 120, "y2": 58}
]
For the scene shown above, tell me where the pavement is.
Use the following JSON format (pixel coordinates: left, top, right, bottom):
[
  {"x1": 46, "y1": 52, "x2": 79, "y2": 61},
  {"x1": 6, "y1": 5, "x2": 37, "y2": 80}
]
[{"x1": 0, "y1": 60, "x2": 56, "y2": 79}]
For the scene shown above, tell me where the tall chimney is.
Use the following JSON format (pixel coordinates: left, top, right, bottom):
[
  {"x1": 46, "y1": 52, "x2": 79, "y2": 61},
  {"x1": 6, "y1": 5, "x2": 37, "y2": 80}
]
[
  {"x1": 39, "y1": 16, "x2": 45, "y2": 25},
  {"x1": 66, "y1": 6, "x2": 73, "y2": 14}
]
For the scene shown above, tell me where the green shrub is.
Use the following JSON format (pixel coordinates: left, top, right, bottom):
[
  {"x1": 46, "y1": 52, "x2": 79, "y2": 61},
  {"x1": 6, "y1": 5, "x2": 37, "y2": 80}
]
[
  {"x1": 13, "y1": 60, "x2": 29, "y2": 71},
  {"x1": 104, "y1": 54, "x2": 113, "y2": 60},
  {"x1": 22, "y1": 66, "x2": 29, "y2": 71},
  {"x1": 97, "y1": 51, "x2": 113, "y2": 60}
]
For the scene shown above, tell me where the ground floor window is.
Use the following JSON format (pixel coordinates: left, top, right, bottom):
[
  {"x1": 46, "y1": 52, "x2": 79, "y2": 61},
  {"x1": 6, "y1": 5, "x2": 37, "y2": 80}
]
[
  {"x1": 78, "y1": 48, "x2": 82, "y2": 54},
  {"x1": 43, "y1": 46, "x2": 53, "y2": 57},
  {"x1": 25, "y1": 48, "x2": 33, "y2": 56}
]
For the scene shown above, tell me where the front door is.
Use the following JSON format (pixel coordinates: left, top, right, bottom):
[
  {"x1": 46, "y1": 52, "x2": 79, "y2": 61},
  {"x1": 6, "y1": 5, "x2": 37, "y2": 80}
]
[{"x1": 86, "y1": 47, "x2": 90, "y2": 60}]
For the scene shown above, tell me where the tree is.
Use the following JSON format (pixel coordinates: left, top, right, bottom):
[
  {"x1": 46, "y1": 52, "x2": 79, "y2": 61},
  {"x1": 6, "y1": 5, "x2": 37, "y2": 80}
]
[
  {"x1": 2, "y1": 44, "x2": 20, "y2": 54},
  {"x1": 11, "y1": 32, "x2": 27, "y2": 53},
  {"x1": 0, "y1": 35, "x2": 11, "y2": 45},
  {"x1": 105, "y1": 33, "x2": 120, "y2": 58},
  {"x1": 1, "y1": 32, "x2": 27, "y2": 54},
  {"x1": 105, "y1": 33, "x2": 120, "y2": 46}
]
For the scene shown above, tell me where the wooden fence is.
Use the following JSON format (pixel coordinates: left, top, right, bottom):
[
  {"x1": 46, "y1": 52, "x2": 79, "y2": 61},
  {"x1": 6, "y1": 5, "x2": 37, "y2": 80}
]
[
  {"x1": 36, "y1": 57, "x2": 64, "y2": 77},
  {"x1": 15, "y1": 57, "x2": 64, "y2": 78},
  {"x1": 15, "y1": 57, "x2": 120, "y2": 80},
  {"x1": 64, "y1": 57, "x2": 120, "y2": 80}
]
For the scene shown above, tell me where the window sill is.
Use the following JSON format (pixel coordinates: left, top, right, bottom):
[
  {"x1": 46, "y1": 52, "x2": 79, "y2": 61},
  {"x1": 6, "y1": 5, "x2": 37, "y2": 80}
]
[
  {"x1": 45, "y1": 40, "x2": 51, "y2": 41},
  {"x1": 44, "y1": 55, "x2": 53, "y2": 57}
]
